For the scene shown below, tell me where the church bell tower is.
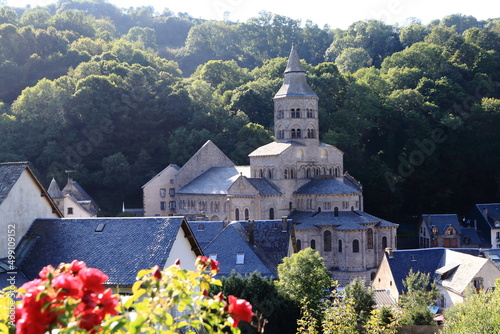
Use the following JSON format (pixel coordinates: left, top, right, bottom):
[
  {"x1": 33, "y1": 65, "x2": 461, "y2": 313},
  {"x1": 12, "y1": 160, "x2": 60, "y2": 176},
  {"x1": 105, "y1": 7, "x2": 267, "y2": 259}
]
[{"x1": 274, "y1": 45, "x2": 319, "y2": 146}]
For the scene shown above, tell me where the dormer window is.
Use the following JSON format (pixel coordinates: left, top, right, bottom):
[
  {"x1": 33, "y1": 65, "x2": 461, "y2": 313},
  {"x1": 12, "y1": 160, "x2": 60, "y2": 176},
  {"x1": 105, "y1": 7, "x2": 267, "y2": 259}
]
[
  {"x1": 209, "y1": 253, "x2": 217, "y2": 261},
  {"x1": 432, "y1": 226, "x2": 439, "y2": 234},
  {"x1": 236, "y1": 253, "x2": 245, "y2": 264}
]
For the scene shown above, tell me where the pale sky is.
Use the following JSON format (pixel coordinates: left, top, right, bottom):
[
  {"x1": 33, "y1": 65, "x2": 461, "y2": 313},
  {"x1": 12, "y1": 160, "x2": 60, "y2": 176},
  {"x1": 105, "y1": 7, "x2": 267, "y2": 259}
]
[{"x1": 5, "y1": 0, "x2": 499, "y2": 29}]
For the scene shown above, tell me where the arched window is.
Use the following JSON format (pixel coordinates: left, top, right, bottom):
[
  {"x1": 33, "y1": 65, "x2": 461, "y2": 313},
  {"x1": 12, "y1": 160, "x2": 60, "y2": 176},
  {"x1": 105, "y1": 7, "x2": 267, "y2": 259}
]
[
  {"x1": 324, "y1": 231, "x2": 332, "y2": 252},
  {"x1": 268, "y1": 169, "x2": 272, "y2": 179},
  {"x1": 367, "y1": 228, "x2": 373, "y2": 249},
  {"x1": 269, "y1": 207, "x2": 275, "y2": 220},
  {"x1": 311, "y1": 239, "x2": 316, "y2": 249},
  {"x1": 338, "y1": 239, "x2": 343, "y2": 253},
  {"x1": 353, "y1": 240, "x2": 360, "y2": 253},
  {"x1": 334, "y1": 207, "x2": 339, "y2": 217},
  {"x1": 284, "y1": 169, "x2": 288, "y2": 179},
  {"x1": 290, "y1": 168, "x2": 295, "y2": 179},
  {"x1": 306, "y1": 168, "x2": 310, "y2": 178},
  {"x1": 382, "y1": 236, "x2": 388, "y2": 249},
  {"x1": 296, "y1": 129, "x2": 301, "y2": 138},
  {"x1": 235, "y1": 208, "x2": 240, "y2": 220},
  {"x1": 296, "y1": 239, "x2": 301, "y2": 251},
  {"x1": 291, "y1": 129, "x2": 296, "y2": 138},
  {"x1": 244, "y1": 208, "x2": 249, "y2": 220}
]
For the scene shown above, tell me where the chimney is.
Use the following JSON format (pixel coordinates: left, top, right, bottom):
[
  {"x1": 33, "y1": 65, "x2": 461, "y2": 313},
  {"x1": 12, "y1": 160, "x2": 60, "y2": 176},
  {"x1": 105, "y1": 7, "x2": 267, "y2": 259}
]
[
  {"x1": 385, "y1": 247, "x2": 394, "y2": 258},
  {"x1": 483, "y1": 207, "x2": 488, "y2": 219},
  {"x1": 281, "y1": 216, "x2": 288, "y2": 232},
  {"x1": 248, "y1": 220, "x2": 255, "y2": 245}
]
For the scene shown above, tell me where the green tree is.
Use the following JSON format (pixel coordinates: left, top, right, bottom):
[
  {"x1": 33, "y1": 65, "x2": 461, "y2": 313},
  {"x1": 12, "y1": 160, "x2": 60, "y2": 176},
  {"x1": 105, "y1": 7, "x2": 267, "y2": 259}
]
[
  {"x1": 216, "y1": 272, "x2": 299, "y2": 334},
  {"x1": 322, "y1": 295, "x2": 358, "y2": 334},
  {"x1": 344, "y1": 278, "x2": 375, "y2": 322},
  {"x1": 276, "y1": 248, "x2": 333, "y2": 309},
  {"x1": 335, "y1": 47, "x2": 372, "y2": 73},
  {"x1": 442, "y1": 280, "x2": 500, "y2": 333},
  {"x1": 399, "y1": 270, "x2": 439, "y2": 325}
]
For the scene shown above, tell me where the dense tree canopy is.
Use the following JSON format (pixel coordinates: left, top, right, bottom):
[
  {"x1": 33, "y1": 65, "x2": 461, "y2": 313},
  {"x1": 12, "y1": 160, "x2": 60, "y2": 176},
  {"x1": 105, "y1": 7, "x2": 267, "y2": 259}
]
[{"x1": 0, "y1": 0, "x2": 499, "y2": 223}]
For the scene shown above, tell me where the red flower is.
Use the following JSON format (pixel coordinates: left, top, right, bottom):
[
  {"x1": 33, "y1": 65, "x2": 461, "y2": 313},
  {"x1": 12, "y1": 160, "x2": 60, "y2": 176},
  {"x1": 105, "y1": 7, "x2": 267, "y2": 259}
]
[
  {"x1": 53, "y1": 273, "x2": 84, "y2": 298},
  {"x1": 152, "y1": 265, "x2": 162, "y2": 279},
  {"x1": 79, "y1": 267, "x2": 108, "y2": 293},
  {"x1": 68, "y1": 260, "x2": 87, "y2": 274},
  {"x1": 38, "y1": 265, "x2": 54, "y2": 280},
  {"x1": 175, "y1": 258, "x2": 181, "y2": 266},
  {"x1": 210, "y1": 258, "x2": 220, "y2": 273},
  {"x1": 227, "y1": 295, "x2": 253, "y2": 327}
]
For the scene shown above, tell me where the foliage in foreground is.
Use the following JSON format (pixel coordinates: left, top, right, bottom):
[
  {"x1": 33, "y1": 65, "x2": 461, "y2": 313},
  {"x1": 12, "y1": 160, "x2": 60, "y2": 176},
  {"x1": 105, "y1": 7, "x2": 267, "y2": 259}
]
[
  {"x1": 441, "y1": 280, "x2": 500, "y2": 334},
  {"x1": 0, "y1": 256, "x2": 254, "y2": 333}
]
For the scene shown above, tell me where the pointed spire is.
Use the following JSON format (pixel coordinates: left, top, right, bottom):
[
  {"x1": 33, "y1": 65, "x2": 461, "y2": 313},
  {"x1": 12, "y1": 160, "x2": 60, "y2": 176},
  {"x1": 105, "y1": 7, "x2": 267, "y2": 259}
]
[
  {"x1": 47, "y1": 177, "x2": 64, "y2": 198},
  {"x1": 274, "y1": 44, "x2": 317, "y2": 98},
  {"x1": 284, "y1": 43, "x2": 305, "y2": 73}
]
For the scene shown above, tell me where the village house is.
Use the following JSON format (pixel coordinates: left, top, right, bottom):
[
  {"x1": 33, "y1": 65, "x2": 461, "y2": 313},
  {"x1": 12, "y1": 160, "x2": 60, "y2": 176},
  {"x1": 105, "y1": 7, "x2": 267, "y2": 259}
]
[
  {"x1": 4, "y1": 217, "x2": 201, "y2": 292},
  {"x1": 143, "y1": 45, "x2": 398, "y2": 284},
  {"x1": 47, "y1": 177, "x2": 100, "y2": 218},
  {"x1": 418, "y1": 214, "x2": 486, "y2": 249},
  {"x1": 189, "y1": 218, "x2": 295, "y2": 278},
  {"x1": 372, "y1": 248, "x2": 500, "y2": 308},
  {"x1": 466, "y1": 203, "x2": 500, "y2": 248},
  {"x1": 0, "y1": 162, "x2": 61, "y2": 258}
]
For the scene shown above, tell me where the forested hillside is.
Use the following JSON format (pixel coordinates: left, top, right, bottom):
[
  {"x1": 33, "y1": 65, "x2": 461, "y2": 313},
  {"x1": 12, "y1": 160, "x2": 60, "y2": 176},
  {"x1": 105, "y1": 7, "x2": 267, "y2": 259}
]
[{"x1": 0, "y1": 0, "x2": 499, "y2": 222}]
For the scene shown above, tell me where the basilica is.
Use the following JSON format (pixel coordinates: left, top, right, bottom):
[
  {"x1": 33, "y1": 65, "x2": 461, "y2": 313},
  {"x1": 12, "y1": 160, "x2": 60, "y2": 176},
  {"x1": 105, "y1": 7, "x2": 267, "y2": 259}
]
[{"x1": 143, "y1": 45, "x2": 398, "y2": 284}]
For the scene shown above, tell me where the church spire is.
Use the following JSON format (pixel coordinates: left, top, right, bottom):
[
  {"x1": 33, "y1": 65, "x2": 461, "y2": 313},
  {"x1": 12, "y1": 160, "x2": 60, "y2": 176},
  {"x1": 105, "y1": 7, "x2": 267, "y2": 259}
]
[
  {"x1": 274, "y1": 44, "x2": 317, "y2": 99},
  {"x1": 273, "y1": 45, "x2": 319, "y2": 145}
]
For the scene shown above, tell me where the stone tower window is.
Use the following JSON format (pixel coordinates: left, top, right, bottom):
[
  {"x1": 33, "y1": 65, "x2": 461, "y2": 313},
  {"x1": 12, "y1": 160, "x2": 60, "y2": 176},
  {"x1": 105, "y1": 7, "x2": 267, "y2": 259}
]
[
  {"x1": 324, "y1": 230, "x2": 332, "y2": 252},
  {"x1": 367, "y1": 228, "x2": 374, "y2": 249},
  {"x1": 311, "y1": 239, "x2": 316, "y2": 249},
  {"x1": 296, "y1": 239, "x2": 301, "y2": 251},
  {"x1": 269, "y1": 207, "x2": 275, "y2": 219},
  {"x1": 244, "y1": 208, "x2": 249, "y2": 220},
  {"x1": 382, "y1": 236, "x2": 388, "y2": 249},
  {"x1": 338, "y1": 239, "x2": 343, "y2": 253},
  {"x1": 353, "y1": 240, "x2": 360, "y2": 253},
  {"x1": 235, "y1": 208, "x2": 240, "y2": 220}
]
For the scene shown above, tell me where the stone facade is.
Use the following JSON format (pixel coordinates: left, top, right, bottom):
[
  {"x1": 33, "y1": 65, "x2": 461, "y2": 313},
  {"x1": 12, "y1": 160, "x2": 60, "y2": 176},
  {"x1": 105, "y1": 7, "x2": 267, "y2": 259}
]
[{"x1": 143, "y1": 45, "x2": 398, "y2": 284}]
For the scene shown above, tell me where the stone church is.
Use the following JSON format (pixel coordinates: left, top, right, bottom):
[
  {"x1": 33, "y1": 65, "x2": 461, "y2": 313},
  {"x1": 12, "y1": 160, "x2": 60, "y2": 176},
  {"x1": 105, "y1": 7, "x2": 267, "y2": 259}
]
[{"x1": 143, "y1": 45, "x2": 398, "y2": 284}]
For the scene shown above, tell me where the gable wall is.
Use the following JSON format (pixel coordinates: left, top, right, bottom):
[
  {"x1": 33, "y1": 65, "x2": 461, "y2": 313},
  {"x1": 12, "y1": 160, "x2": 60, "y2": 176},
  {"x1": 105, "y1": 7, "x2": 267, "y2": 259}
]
[
  {"x1": 0, "y1": 170, "x2": 59, "y2": 257},
  {"x1": 372, "y1": 255, "x2": 399, "y2": 302},
  {"x1": 165, "y1": 227, "x2": 199, "y2": 271},
  {"x1": 143, "y1": 167, "x2": 178, "y2": 217}
]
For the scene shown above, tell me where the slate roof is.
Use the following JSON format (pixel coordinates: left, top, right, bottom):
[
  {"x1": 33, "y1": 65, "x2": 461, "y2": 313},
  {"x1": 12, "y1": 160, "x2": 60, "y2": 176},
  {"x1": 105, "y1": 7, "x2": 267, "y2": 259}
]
[
  {"x1": 20, "y1": 217, "x2": 201, "y2": 286},
  {"x1": 248, "y1": 140, "x2": 305, "y2": 157},
  {"x1": 188, "y1": 221, "x2": 226, "y2": 250},
  {"x1": 421, "y1": 214, "x2": 462, "y2": 235},
  {"x1": 295, "y1": 178, "x2": 361, "y2": 195},
  {"x1": 274, "y1": 44, "x2": 317, "y2": 98},
  {"x1": 62, "y1": 179, "x2": 100, "y2": 215},
  {"x1": 0, "y1": 162, "x2": 29, "y2": 206},
  {"x1": 238, "y1": 219, "x2": 293, "y2": 267},
  {"x1": 178, "y1": 167, "x2": 250, "y2": 195},
  {"x1": 385, "y1": 248, "x2": 486, "y2": 294},
  {"x1": 247, "y1": 178, "x2": 282, "y2": 195},
  {"x1": 194, "y1": 220, "x2": 293, "y2": 279},
  {"x1": 290, "y1": 210, "x2": 397, "y2": 231},
  {"x1": 476, "y1": 203, "x2": 500, "y2": 228},
  {"x1": 47, "y1": 178, "x2": 64, "y2": 198},
  {"x1": 204, "y1": 222, "x2": 278, "y2": 278}
]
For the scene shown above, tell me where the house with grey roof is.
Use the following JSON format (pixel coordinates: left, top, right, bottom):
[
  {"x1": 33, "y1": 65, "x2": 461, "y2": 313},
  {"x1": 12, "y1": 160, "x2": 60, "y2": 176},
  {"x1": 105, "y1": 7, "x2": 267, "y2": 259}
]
[
  {"x1": 142, "y1": 45, "x2": 398, "y2": 283},
  {"x1": 3, "y1": 217, "x2": 202, "y2": 292},
  {"x1": 47, "y1": 177, "x2": 99, "y2": 217},
  {"x1": 466, "y1": 203, "x2": 500, "y2": 248},
  {"x1": 188, "y1": 219, "x2": 295, "y2": 279},
  {"x1": 372, "y1": 248, "x2": 500, "y2": 308},
  {"x1": 0, "y1": 162, "x2": 61, "y2": 258},
  {"x1": 418, "y1": 214, "x2": 487, "y2": 249}
]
